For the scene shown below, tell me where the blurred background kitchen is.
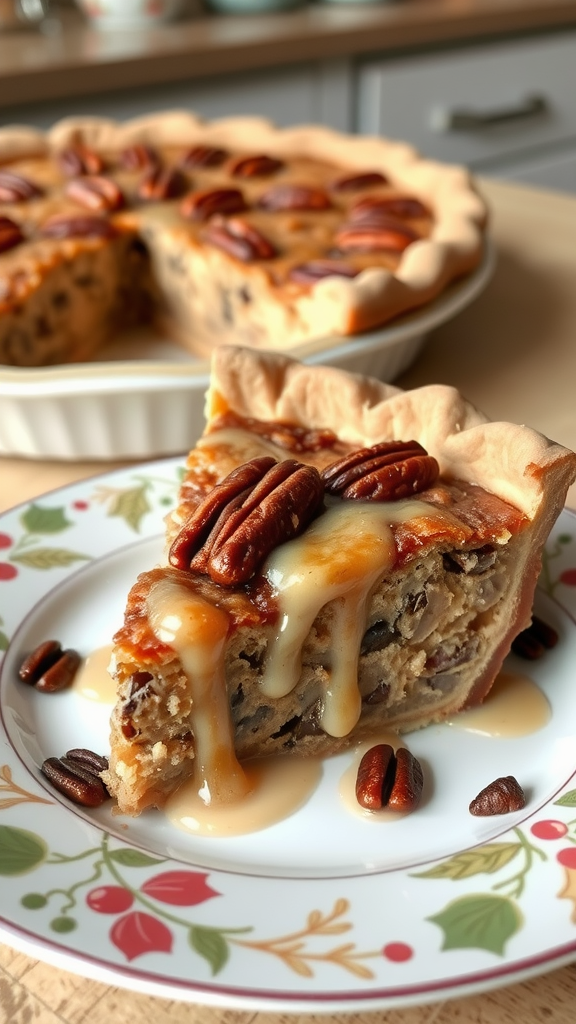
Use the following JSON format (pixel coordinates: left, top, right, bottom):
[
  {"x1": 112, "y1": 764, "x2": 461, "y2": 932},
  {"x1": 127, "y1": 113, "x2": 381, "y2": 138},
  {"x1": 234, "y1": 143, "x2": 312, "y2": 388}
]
[{"x1": 1, "y1": 0, "x2": 575, "y2": 194}]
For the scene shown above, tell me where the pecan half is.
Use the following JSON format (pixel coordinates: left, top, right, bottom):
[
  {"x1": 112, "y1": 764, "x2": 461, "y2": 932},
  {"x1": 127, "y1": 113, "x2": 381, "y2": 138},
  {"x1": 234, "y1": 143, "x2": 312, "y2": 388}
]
[
  {"x1": 229, "y1": 154, "x2": 284, "y2": 178},
  {"x1": 512, "y1": 615, "x2": 559, "y2": 659},
  {"x1": 41, "y1": 752, "x2": 110, "y2": 807},
  {"x1": 65, "y1": 175, "x2": 125, "y2": 212},
  {"x1": 258, "y1": 184, "x2": 331, "y2": 212},
  {"x1": 169, "y1": 456, "x2": 325, "y2": 586},
  {"x1": 331, "y1": 171, "x2": 388, "y2": 192},
  {"x1": 0, "y1": 215, "x2": 24, "y2": 253},
  {"x1": 137, "y1": 165, "x2": 187, "y2": 201},
  {"x1": 19, "y1": 639, "x2": 81, "y2": 693},
  {"x1": 322, "y1": 440, "x2": 439, "y2": 501},
  {"x1": 65, "y1": 748, "x2": 109, "y2": 775},
  {"x1": 356, "y1": 744, "x2": 423, "y2": 812},
  {"x1": 120, "y1": 143, "x2": 160, "y2": 171},
  {"x1": 180, "y1": 187, "x2": 247, "y2": 222},
  {"x1": 181, "y1": 145, "x2": 227, "y2": 168},
  {"x1": 58, "y1": 144, "x2": 105, "y2": 177},
  {"x1": 202, "y1": 215, "x2": 276, "y2": 262},
  {"x1": 0, "y1": 170, "x2": 43, "y2": 203},
  {"x1": 39, "y1": 214, "x2": 117, "y2": 239},
  {"x1": 469, "y1": 776, "x2": 526, "y2": 816},
  {"x1": 288, "y1": 259, "x2": 359, "y2": 284},
  {"x1": 350, "y1": 195, "x2": 429, "y2": 221},
  {"x1": 335, "y1": 219, "x2": 418, "y2": 253}
]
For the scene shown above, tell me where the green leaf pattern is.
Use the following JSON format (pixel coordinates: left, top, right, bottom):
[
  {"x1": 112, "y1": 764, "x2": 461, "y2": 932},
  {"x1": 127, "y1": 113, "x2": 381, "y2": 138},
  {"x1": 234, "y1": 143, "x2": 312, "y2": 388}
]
[
  {"x1": 0, "y1": 825, "x2": 47, "y2": 875},
  {"x1": 427, "y1": 894, "x2": 523, "y2": 956}
]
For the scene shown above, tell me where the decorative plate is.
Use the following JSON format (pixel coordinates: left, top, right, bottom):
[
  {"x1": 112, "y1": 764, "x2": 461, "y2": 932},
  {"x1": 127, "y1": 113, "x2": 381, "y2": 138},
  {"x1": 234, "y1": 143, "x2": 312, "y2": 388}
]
[{"x1": 1, "y1": 459, "x2": 576, "y2": 1011}]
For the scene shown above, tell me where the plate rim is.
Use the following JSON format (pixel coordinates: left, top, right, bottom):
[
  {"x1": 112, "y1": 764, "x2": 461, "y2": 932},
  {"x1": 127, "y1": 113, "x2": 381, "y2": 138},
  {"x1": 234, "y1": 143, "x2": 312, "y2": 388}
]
[{"x1": 1, "y1": 458, "x2": 576, "y2": 1012}]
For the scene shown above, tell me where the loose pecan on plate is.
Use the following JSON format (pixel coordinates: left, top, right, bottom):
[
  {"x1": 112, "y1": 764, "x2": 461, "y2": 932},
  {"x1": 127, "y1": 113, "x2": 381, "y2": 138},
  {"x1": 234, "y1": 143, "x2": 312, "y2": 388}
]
[
  {"x1": 169, "y1": 456, "x2": 325, "y2": 586},
  {"x1": 322, "y1": 440, "x2": 439, "y2": 501},
  {"x1": 41, "y1": 748, "x2": 110, "y2": 807},
  {"x1": 356, "y1": 743, "x2": 424, "y2": 812},
  {"x1": 512, "y1": 615, "x2": 559, "y2": 659},
  {"x1": 18, "y1": 639, "x2": 81, "y2": 693},
  {"x1": 469, "y1": 776, "x2": 526, "y2": 816}
]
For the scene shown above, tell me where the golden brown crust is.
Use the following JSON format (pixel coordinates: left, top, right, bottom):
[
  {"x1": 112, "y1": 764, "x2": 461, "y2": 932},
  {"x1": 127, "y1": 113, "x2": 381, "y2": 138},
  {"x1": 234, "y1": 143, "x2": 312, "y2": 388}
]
[
  {"x1": 206, "y1": 347, "x2": 576, "y2": 521},
  {"x1": 104, "y1": 350, "x2": 576, "y2": 817}
]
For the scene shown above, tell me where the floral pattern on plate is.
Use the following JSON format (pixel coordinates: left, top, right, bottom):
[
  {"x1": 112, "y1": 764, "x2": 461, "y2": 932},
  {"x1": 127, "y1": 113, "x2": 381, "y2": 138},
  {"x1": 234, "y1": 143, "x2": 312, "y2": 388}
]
[{"x1": 1, "y1": 459, "x2": 576, "y2": 1011}]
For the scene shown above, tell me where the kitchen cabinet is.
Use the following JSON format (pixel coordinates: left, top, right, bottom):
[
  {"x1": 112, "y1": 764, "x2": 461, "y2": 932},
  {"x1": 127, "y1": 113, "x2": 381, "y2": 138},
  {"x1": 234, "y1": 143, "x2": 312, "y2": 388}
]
[
  {"x1": 0, "y1": 57, "x2": 353, "y2": 133},
  {"x1": 356, "y1": 30, "x2": 576, "y2": 192}
]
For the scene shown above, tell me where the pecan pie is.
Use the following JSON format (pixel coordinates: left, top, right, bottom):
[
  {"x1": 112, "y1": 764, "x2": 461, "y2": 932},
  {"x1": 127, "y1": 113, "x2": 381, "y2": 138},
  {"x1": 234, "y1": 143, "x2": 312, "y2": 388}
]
[
  {"x1": 0, "y1": 113, "x2": 487, "y2": 366},
  {"x1": 102, "y1": 348, "x2": 576, "y2": 816}
]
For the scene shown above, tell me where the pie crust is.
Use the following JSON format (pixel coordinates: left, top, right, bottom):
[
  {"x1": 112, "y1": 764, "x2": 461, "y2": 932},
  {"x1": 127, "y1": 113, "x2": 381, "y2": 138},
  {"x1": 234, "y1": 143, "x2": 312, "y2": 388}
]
[
  {"x1": 0, "y1": 112, "x2": 487, "y2": 366},
  {"x1": 102, "y1": 348, "x2": 576, "y2": 816}
]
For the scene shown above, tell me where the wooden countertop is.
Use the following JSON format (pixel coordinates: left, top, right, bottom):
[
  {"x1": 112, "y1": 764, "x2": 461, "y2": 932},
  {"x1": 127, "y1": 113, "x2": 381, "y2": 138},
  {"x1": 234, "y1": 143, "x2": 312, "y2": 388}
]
[
  {"x1": 2, "y1": 176, "x2": 576, "y2": 1019},
  {"x1": 2, "y1": 0, "x2": 576, "y2": 109}
]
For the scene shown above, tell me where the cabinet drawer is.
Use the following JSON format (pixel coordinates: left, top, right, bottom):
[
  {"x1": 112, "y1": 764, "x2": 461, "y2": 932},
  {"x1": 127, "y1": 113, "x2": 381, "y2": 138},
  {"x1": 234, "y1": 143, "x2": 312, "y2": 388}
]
[{"x1": 357, "y1": 32, "x2": 576, "y2": 168}]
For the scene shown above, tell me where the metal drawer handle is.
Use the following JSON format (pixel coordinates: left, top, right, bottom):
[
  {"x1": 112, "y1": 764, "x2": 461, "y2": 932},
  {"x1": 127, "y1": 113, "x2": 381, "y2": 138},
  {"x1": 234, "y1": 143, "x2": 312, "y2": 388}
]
[{"x1": 431, "y1": 94, "x2": 549, "y2": 132}]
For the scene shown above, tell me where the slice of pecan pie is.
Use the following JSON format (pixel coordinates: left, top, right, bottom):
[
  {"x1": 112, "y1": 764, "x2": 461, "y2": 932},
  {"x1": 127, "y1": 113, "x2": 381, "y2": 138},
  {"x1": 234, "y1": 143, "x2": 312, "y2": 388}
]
[{"x1": 103, "y1": 348, "x2": 576, "y2": 816}]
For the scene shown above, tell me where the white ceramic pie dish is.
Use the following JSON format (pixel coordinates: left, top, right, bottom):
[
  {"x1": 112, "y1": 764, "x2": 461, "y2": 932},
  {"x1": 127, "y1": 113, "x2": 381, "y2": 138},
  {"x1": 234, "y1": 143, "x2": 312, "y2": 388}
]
[{"x1": 0, "y1": 242, "x2": 493, "y2": 461}]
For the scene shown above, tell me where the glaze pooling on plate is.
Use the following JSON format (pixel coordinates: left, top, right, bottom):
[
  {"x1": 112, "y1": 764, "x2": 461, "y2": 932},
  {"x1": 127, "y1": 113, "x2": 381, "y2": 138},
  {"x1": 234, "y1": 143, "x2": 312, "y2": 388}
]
[{"x1": 1, "y1": 461, "x2": 576, "y2": 1010}]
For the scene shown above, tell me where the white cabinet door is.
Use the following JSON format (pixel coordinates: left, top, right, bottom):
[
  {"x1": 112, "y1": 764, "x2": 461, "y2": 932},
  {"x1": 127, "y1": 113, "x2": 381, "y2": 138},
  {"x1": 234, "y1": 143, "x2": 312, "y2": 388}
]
[{"x1": 357, "y1": 32, "x2": 576, "y2": 170}]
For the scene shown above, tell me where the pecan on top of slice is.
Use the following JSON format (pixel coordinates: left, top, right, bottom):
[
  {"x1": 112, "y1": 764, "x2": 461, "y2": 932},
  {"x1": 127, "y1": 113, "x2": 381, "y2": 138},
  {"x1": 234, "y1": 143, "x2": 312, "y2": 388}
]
[
  {"x1": 169, "y1": 456, "x2": 325, "y2": 586},
  {"x1": 322, "y1": 440, "x2": 439, "y2": 501}
]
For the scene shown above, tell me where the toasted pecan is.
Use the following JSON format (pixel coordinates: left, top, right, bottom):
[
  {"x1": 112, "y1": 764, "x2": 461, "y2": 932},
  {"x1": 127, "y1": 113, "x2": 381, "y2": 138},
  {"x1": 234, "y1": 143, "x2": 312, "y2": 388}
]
[
  {"x1": 350, "y1": 195, "x2": 429, "y2": 221},
  {"x1": 202, "y1": 216, "x2": 276, "y2": 262},
  {"x1": 169, "y1": 456, "x2": 325, "y2": 585},
  {"x1": 229, "y1": 154, "x2": 284, "y2": 178},
  {"x1": 137, "y1": 165, "x2": 187, "y2": 201},
  {"x1": 288, "y1": 259, "x2": 359, "y2": 284},
  {"x1": 180, "y1": 187, "x2": 247, "y2": 222},
  {"x1": 335, "y1": 219, "x2": 419, "y2": 253},
  {"x1": 0, "y1": 170, "x2": 43, "y2": 203},
  {"x1": 257, "y1": 184, "x2": 331, "y2": 212},
  {"x1": 181, "y1": 145, "x2": 227, "y2": 168},
  {"x1": 58, "y1": 144, "x2": 105, "y2": 177},
  {"x1": 65, "y1": 175, "x2": 125, "y2": 213},
  {"x1": 0, "y1": 215, "x2": 24, "y2": 253},
  {"x1": 331, "y1": 171, "x2": 388, "y2": 192},
  {"x1": 322, "y1": 440, "x2": 439, "y2": 501}
]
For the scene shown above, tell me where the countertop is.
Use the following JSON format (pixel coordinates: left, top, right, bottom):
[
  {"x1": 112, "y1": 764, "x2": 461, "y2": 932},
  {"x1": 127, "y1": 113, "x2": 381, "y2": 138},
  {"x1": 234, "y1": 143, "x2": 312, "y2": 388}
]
[
  {"x1": 2, "y1": 0, "x2": 576, "y2": 109},
  {"x1": 2, "y1": 176, "x2": 576, "y2": 1019}
]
